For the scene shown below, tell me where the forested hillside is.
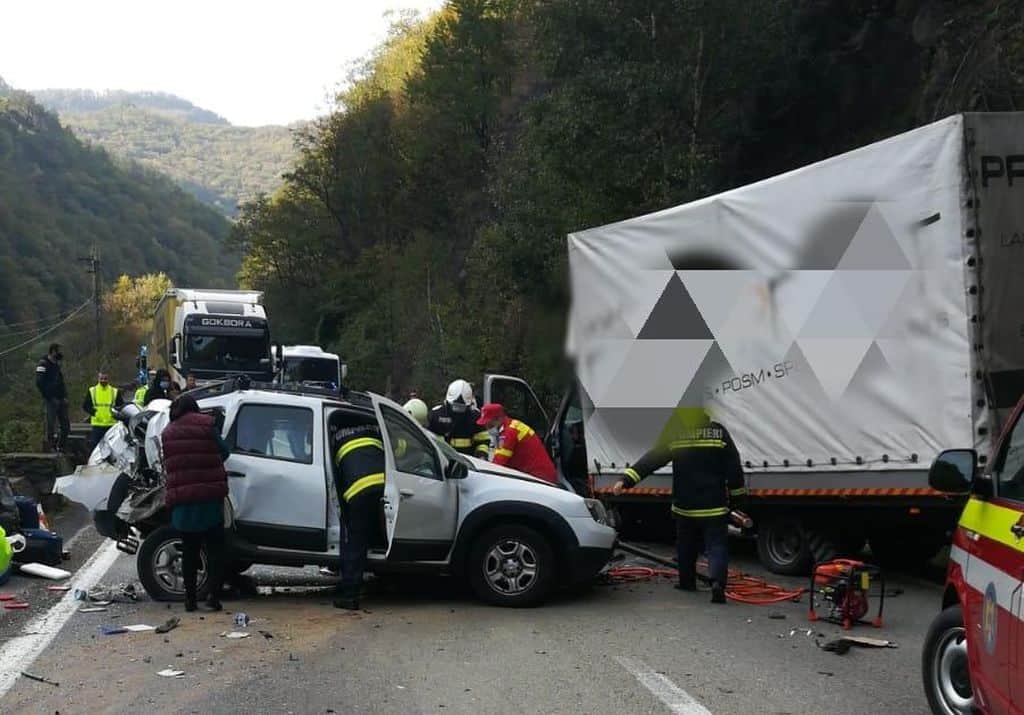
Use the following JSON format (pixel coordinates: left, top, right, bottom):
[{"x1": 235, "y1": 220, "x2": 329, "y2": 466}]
[
  {"x1": 32, "y1": 89, "x2": 229, "y2": 125},
  {"x1": 231, "y1": 0, "x2": 1024, "y2": 404},
  {"x1": 34, "y1": 90, "x2": 297, "y2": 215},
  {"x1": 0, "y1": 89, "x2": 236, "y2": 327}
]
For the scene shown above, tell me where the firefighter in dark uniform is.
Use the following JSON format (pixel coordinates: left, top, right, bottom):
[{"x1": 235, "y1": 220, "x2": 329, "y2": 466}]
[
  {"x1": 427, "y1": 379, "x2": 490, "y2": 458},
  {"x1": 35, "y1": 343, "x2": 69, "y2": 452},
  {"x1": 613, "y1": 408, "x2": 746, "y2": 604},
  {"x1": 332, "y1": 424, "x2": 387, "y2": 610}
]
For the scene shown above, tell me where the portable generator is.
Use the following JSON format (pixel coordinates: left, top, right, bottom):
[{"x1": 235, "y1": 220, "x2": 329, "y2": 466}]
[{"x1": 808, "y1": 559, "x2": 885, "y2": 630}]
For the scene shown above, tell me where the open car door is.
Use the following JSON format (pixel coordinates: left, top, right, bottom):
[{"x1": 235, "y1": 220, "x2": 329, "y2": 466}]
[
  {"x1": 374, "y1": 397, "x2": 459, "y2": 562},
  {"x1": 483, "y1": 374, "x2": 549, "y2": 437},
  {"x1": 369, "y1": 394, "x2": 403, "y2": 557}
]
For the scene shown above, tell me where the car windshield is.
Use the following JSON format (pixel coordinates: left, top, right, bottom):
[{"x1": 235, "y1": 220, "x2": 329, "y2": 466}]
[
  {"x1": 186, "y1": 333, "x2": 268, "y2": 373},
  {"x1": 434, "y1": 434, "x2": 472, "y2": 466},
  {"x1": 284, "y1": 357, "x2": 338, "y2": 384}
]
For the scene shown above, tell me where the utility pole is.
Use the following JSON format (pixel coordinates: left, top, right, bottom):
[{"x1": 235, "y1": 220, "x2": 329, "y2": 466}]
[{"x1": 78, "y1": 245, "x2": 102, "y2": 372}]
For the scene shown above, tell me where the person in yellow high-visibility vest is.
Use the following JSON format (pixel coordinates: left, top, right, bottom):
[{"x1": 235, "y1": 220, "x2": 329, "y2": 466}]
[{"x1": 82, "y1": 371, "x2": 123, "y2": 451}]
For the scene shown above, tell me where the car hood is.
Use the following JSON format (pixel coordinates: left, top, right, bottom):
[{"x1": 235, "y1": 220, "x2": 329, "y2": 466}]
[{"x1": 464, "y1": 456, "x2": 556, "y2": 486}]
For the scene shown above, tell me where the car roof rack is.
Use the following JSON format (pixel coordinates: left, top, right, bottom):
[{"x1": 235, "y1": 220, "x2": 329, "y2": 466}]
[{"x1": 187, "y1": 375, "x2": 372, "y2": 407}]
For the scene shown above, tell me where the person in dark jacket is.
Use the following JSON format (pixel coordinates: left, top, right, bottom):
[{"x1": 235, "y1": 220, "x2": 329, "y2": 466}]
[
  {"x1": 35, "y1": 343, "x2": 69, "y2": 452},
  {"x1": 427, "y1": 379, "x2": 490, "y2": 458},
  {"x1": 161, "y1": 395, "x2": 229, "y2": 612},
  {"x1": 139, "y1": 369, "x2": 174, "y2": 407},
  {"x1": 332, "y1": 423, "x2": 386, "y2": 610},
  {"x1": 612, "y1": 407, "x2": 746, "y2": 604}
]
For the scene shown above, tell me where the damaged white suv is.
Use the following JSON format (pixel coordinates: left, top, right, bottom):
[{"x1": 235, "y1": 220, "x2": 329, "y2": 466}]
[{"x1": 62, "y1": 381, "x2": 616, "y2": 607}]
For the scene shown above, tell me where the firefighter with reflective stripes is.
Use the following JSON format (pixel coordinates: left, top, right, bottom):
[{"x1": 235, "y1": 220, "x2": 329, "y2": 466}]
[
  {"x1": 428, "y1": 379, "x2": 490, "y2": 458},
  {"x1": 332, "y1": 424, "x2": 387, "y2": 610},
  {"x1": 612, "y1": 408, "x2": 746, "y2": 603}
]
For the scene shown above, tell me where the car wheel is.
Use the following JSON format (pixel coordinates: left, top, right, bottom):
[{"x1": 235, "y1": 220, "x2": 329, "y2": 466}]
[
  {"x1": 467, "y1": 524, "x2": 555, "y2": 607},
  {"x1": 137, "y1": 525, "x2": 209, "y2": 602},
  {"x1": 922, "y1": 604, "x2": 975, "y2": 715}
]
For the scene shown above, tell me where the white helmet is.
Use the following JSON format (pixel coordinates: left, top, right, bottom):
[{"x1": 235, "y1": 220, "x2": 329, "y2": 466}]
[
  {"x1": 403, "y1": 398, "x2": 429, "y2": 427},
  {"x1": 445, "y1": 379, "x2": 475, "y2": 413}
]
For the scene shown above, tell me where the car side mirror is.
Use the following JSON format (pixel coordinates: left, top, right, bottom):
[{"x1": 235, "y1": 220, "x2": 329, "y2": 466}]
[
  {"x1": 928, "y1": 449, "x2": 976, "y2": 494},
  {"x1": 445, "y1": 459, "x2": 468, "y2": 480}
]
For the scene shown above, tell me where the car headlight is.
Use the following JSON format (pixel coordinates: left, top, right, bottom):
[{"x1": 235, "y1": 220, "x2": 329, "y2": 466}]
[{"x1": 584, "y1": 498, "x2": 609, "y2": 525}]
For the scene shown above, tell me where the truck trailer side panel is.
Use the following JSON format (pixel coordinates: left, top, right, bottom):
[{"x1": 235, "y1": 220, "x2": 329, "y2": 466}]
[{"x1": 568, "y1": 114, "x2": 979, "y2": 478}]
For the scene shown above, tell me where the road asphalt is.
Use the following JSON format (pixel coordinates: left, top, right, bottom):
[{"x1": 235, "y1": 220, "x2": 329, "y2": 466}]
[{"x1": 0, "y1": 525, "x2": 941, "y2": 715}]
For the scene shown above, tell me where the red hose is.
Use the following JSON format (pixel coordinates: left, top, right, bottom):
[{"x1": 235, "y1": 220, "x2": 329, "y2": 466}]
[{"x1": 606, "y1": 560, "x2": 806, "y2": 604}]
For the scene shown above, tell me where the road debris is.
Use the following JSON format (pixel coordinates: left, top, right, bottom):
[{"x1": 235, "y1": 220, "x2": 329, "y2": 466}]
[
  {"x1": 46, "y1": 585, "x2": 72, "y2": 592},
  {"x1": 221, "y1": 631, "x2": 251, "y2": 639},
  {"x1": 0, "y1": 593, "x2": 14, "y2": 600},
  {"x1": 234, "y1": 612, "x2": 250, "y2": 627},
  {"x1": 79, "y1": 607, "x2": 107, "y2": 613},
  {"x1": 21, "y1": 671, "x2": 59, "y2": 687},
  {"x1": 768, "y1": 613, "x2": 787, "y2": 620},
  {"x1": 155, "y1": 617, "x2": 180, "y2": 634},
  {"x1": 123, "y1": 624, "x2": 156, "y2": 632},
  {"x1": 4, "y1": 601, "x2": 29, "y2": 609},
  {"x1": 816, "y1": 635, "x2": 899, "y2": 654},
  {"x1": 17, "y1": 562, "x2": 71, "y2": 580},
  {"x1": 101, "y1": 625, "x2": 128, "y2": 635},
  {"x1": 79, "y1": 582, "x2": 139, "y2": 603},
  {"x1": 157, "y1": 669, "x2": 185, "y2": 678},
  {"x1": 258, "y1": 630, "x2": 274, "y2": 639}
]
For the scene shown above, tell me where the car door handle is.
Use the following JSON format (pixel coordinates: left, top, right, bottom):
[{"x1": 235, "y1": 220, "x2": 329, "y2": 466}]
[
  {"x1": 226, "y1": 470, "x2": 246, "y2": 478},
  {"x1": 399, "y1": 489, "x2": 415, "y2": 499}
]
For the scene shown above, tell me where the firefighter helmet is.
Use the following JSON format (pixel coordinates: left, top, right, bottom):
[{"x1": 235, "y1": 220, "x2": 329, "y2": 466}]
[
  {"x1": 445, "y1": 379, "x2": 475, "y2": 413},
  {"x1": 403, "y1": 398, "x2": 429, "y2": 427}
]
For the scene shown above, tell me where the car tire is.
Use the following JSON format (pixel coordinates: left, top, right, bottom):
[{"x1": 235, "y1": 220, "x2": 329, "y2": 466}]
[
  {"x1": 467, "y1": 524, "x2": 555, "y2": 607},
  {"x1": 922, "y1": 604, "x2": 975, "y2": 715},
  {"x1": 137, "y1": 525, "x2": 209, "y2": 602},
  {"x1": 756, "y1": 517, "x2": 813, "y2": 575}
]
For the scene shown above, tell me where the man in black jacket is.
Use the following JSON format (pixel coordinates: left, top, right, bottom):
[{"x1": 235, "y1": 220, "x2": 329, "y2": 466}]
[
  {"x1": 35, "y1": 343, "x2": 69, "y2": 452},
  {"x1": 613, "y1": 407, "x2": 746, "y2": 603}
]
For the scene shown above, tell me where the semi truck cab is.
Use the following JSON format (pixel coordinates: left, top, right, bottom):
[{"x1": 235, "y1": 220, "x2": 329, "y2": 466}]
[{"x1": 151, "y1": 289, "x2": 273, "y2": 386}]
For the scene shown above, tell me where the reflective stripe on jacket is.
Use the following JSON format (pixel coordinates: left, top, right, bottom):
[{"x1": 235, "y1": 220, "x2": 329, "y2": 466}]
[
  {"x1": 333, "y1": 426, "x2": 386, "y2": 503},
  {"x1": 623, "y1": 414, "x2": 745, "y2": 518},
  {"x1": 492, "y1": 418, "x2": 557, "y2": 483}
]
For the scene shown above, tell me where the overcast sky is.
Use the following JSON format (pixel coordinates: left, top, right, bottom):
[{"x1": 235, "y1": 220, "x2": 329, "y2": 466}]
[{"x1": 0, "y1": 0, "x2": 444, "y2": 126}]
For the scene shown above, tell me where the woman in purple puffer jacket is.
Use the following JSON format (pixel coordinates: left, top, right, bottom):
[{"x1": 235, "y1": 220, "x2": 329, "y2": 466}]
[{"x1": 161, "y1": 395, "x2": 229, "y2": 612}]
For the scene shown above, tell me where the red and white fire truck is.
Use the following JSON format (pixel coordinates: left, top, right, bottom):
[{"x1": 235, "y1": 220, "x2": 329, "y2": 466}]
[{"x1": 923, "y1": 396, "x2": 1024, "y2": 714}]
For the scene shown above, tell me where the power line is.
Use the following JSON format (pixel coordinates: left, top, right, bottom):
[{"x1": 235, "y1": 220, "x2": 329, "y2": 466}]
[
  {"x1": 0, "y1": 316, "x2": 86, "y2": 341},
  {"x1": 0, "y1": 308, "x2": 82, "y2": 330},
  {"x1": 0, "y1": 300, "x2": 92, "y2": 359}
]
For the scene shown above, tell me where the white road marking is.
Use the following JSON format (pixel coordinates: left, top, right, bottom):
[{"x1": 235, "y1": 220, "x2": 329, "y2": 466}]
[
  {"x1": 617, "y1": 656, "x2": 713, "y2": 715},
  {"x1": 0, "y1": 540, "x2": 121, "y2": 698}
]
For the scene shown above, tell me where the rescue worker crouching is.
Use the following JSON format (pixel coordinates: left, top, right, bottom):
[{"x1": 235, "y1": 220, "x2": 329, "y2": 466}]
[
  {"x1": 332, "y1": 423, "x2": 387, "y2": 610},
  {"x1": 428, "y1": 379, "x2": 490, "y2": 458},
  {"x1": 82, "y1": 371, "x2": 124, "y2": 450},
  {"x1": 612, "y1": 407, "x2": 746, "y2": 604}
]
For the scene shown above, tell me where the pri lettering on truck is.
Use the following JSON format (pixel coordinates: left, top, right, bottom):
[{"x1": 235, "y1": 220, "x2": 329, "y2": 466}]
[{"x1": 980, "y1": 154, "x2": 1024, "y2": 187}]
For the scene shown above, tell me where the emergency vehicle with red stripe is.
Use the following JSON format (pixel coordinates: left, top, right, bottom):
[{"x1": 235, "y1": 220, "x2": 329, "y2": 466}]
[{"x1": 923, "y1": 396, "x2": 1024, "y2": 715}]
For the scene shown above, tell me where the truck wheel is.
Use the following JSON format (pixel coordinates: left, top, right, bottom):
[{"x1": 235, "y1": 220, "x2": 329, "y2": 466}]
[
  {"x1": 467, "y1": 524, "x2": 555, "y2": 607},
  {"x1": 137, "y1": 525, "x2": 209, "y2": 602},
  {"x1": 757, "y1": 517, "x2": 813, "y2": 575},
  {"x1": 922, "y1": 604, "x2": 975, "y2": 715}
]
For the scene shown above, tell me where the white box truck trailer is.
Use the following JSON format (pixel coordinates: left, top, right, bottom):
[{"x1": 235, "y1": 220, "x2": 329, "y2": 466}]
[{"x1": 555, "y1": 112, "x2": 1024, "y2": 573}]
